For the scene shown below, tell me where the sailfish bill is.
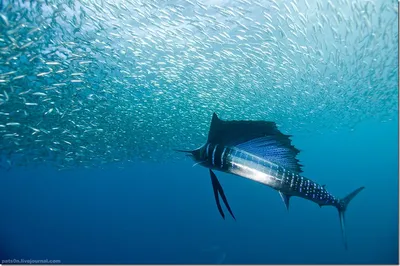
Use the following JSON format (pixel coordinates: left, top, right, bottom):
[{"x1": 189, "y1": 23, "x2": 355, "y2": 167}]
[{"x1": 175, "y1": 112, "x2": 364, "y2": 249}]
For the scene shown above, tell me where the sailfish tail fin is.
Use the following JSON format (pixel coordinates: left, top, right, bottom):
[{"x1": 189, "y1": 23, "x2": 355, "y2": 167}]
[{"x1": 336, "y1": 186, "x2": 365, "y2": 250}]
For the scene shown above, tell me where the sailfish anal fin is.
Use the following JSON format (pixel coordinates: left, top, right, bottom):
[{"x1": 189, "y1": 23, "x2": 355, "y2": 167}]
[
  {"x1": 209, "y1": 169, "x2": 236, "y2": 220},
  {"x1": 279, "y1": 191, "x2": 291, "y2": 210}
]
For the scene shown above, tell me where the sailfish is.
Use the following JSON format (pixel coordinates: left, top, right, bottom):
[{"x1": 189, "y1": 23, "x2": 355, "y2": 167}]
[{"x1": 176, "y1": 112, "x2": 364, "y2": 249}]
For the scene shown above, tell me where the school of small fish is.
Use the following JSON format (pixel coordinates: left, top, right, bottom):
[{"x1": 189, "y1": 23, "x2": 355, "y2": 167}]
[{"x1": 0, "y1": 0, "x2": 398, "y2": 170}]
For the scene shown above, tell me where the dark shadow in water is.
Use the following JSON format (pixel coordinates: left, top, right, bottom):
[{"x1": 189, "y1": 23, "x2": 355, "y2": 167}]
[{"x1": 195, "y1": 245, "x2": 227, "y2": 264}]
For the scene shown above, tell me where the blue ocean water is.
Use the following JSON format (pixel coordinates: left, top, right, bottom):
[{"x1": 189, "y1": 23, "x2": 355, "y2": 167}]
[
  {"x1": 0, "y1": 117, "x2": 398, "y2": 264},
  {"x1": 0, "y1": 0, "x2": 399, "y2": 264}
]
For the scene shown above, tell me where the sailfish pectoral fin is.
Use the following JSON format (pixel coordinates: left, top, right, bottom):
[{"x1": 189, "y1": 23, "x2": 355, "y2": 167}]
[{"x1": 209, "y1": 169, "x2": 236, "y2": 220}]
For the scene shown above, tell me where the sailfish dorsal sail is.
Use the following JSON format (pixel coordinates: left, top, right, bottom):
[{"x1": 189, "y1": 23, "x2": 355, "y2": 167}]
[{"x1": 207, "y1": 113, "x2": 303, "y2": 173}]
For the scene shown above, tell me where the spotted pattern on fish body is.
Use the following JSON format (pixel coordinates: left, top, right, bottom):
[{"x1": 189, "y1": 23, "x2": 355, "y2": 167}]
[
  {"x1": 280, "y1": 173, "x2": 338, "y2": 206},
  {"x1": 201, "y1": 143, "x2": 338, "y2": 206}
]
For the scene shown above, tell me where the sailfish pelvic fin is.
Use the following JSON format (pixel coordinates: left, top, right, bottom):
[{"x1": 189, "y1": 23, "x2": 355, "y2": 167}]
[{"x1": 209, "y1": 169, "x2": 236, "y2": 220}]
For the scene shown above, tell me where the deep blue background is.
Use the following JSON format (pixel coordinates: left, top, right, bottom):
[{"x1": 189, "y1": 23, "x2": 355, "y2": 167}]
[{"x1": 0, "y1": 118, "x2": 398, "y2": 264}]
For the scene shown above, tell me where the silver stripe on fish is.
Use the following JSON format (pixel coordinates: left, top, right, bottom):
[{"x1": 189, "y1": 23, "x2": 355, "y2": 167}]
[
  {"x1": 212, "y1": 144, "x2": 218, "y2": 166},
  {"x1": 220, "y1": 147, "x2": 227, "y2": 168}
]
